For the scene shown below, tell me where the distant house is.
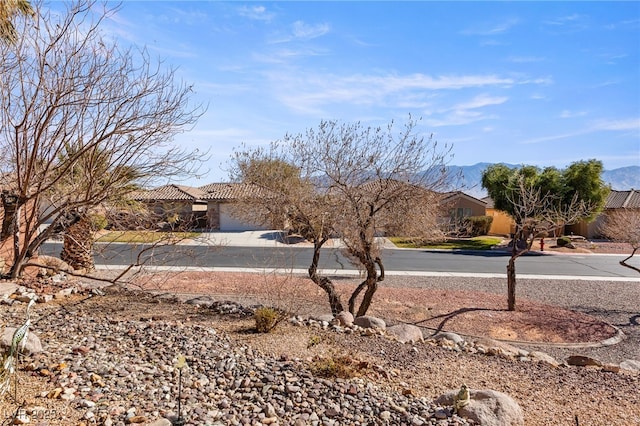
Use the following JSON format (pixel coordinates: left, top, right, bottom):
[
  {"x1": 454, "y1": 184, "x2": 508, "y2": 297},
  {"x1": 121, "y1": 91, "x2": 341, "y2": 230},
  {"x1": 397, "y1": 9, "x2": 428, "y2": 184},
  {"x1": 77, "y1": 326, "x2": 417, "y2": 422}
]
[
  {"x1": 439, "y1": 191, "x2": 487, "y2": 234},
  {"x1": 131, "y1": 184, "x2": 208, "y2": 229},
  {"x1": 132, "y1": 182, "x2": 269, "y2": 231},
  {"x1": 566, "y1": 189, "x2": 640, "y2": 239},
  {"x1": 482, "y1": 196, "x2": 515, "y2": 236},
  {"x1": 198, "y1": 183, "x2": 270, "y2": 231},
  {"x1": 441, "y1": 191, "x2": 487, "y2": 218}
]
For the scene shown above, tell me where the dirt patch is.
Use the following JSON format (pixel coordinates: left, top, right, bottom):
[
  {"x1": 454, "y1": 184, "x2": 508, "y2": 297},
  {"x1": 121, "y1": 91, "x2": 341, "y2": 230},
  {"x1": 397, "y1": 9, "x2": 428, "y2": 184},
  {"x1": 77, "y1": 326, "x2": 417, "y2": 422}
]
[{"x1": 131, "y1": 271, "x2": 618, "y2": 345}]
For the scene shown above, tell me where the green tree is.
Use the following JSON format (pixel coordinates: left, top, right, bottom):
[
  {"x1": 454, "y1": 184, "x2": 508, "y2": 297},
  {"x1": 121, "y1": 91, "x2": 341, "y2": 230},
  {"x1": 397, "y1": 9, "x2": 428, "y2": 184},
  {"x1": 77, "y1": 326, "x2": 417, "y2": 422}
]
[
  {"x1": 0, "y1": 0, "x2": 33, "y2": 43},
  {"x1": 231, "y1": 117, "x2": 451, "y2": 316},
  {"x1": 482, "y1": 160, "x2": 608, "y2": 311}
]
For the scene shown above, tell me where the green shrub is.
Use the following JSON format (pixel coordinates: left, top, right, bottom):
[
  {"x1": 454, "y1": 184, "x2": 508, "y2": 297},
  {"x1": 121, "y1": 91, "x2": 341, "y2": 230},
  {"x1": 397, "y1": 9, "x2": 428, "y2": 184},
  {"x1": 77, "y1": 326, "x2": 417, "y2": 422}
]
[
  {"x1": 254, "y1": 306, "x2": 280, "y2": 333},
  {"x1": 466, "y1": 216, "x2": 494, "y2": 237},
  {"x1": 557, "y1": 236, "x2": 572, "y2": 247},
  {"x1": 90, "y1": 214, "x2": 108, "y2": 231}
]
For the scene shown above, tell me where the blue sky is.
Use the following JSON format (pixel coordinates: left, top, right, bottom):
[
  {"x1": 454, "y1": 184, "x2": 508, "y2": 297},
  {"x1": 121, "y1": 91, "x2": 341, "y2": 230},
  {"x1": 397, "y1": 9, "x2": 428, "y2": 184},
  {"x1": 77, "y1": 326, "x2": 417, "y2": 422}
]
[{"x1": 95, "y1": 2, "x2": 639, "y2": 184}]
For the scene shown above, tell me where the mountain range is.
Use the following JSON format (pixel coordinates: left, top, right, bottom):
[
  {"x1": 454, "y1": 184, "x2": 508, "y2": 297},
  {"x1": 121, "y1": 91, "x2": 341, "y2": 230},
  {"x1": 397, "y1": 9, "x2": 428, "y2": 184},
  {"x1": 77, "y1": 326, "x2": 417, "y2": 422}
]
[{"x1": 447, "y1": 163, "x2": 640, "y2": 199}]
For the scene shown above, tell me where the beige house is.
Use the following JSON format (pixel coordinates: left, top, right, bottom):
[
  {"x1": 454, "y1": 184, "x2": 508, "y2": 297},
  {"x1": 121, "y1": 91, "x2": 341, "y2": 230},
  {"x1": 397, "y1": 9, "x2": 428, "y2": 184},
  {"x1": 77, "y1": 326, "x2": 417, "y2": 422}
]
[
  {"x1": 566, "y1": 189, "x2": 640, "y2": 239},
  {"x1": 482, "y1": 196, "x2": 515, "y2": 236},
  {"x1": 132, "y1": 182, "x2": 269, "y2": 231}
]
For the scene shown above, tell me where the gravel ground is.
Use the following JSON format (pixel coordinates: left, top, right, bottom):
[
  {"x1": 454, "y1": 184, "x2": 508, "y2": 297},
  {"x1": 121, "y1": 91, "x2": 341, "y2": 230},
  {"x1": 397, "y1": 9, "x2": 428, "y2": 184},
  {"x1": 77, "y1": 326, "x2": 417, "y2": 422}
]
[
  {"x1": 1, "y1": 267, "x2": 639, "y2": 426},
  {"x1": 375, "y1": 275, "x2": 640, "y2": 364}
]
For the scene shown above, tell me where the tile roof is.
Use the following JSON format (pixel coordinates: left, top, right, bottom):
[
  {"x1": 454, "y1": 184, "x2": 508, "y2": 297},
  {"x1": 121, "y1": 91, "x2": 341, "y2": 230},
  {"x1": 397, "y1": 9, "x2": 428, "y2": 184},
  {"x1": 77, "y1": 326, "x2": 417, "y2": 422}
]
[
  {"x1": 131, "y1": 184, "x2": 206, "y2": 201},
  {"x1": 606, "y1": 189, "x2": 640, "y2": 209},
  {"x1": 198, "y1": 182, "x2": 265, "y2": 200}
]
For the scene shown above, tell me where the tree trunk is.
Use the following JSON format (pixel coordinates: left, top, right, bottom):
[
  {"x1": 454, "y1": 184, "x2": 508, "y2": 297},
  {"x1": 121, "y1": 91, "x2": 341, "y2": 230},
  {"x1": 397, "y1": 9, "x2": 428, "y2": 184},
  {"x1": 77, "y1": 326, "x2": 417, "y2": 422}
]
[
  {"x1": 8, "y1": 203, "x2": 23, "y2": 279},
  {"x1": 60, "y1": 213, "x2": 95, "y2": 271},
  {"x1": 349, "y1": 257, "x2": 385, "y2": 317},
  {"x1": 507, "y1": 255, "x2": 517, "y2": 311},
  {"x1": 308, "y1": 239, "x2": 344, "y2": 314}
]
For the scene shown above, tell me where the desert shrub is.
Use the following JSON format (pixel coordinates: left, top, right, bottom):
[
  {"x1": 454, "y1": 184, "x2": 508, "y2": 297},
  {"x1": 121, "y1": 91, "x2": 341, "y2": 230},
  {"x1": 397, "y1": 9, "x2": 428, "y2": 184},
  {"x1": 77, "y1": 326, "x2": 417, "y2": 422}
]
[
  {"x1": 307, "y1": 335, "x2": 322, "y2": 349},
  {"x1": 254, "y1": 306, "x2": 280, "y2": 333},
  {"x1": 90, "y1": 214, "x2": 108, "y2": 231},
  {"x1": 557, "y1": 236, "x2": 572, "y2": 247},
  {"x1": 466, "y1": 216, "x2": 494, "y2": 237},
  {"x1": 309, "y1": 354, "x2": 359, "y2": 379}
]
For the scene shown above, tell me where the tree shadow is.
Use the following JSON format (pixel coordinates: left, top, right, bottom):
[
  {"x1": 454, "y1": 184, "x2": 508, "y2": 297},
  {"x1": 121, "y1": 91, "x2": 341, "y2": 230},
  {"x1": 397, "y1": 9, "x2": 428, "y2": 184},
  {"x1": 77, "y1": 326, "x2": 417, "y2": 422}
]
[
  {"x1": 413, "y1": 306, "x2": 505, "y2": 336},
  {"x1": 419, "y1": 249, "x2": 547, "y2": 258}
]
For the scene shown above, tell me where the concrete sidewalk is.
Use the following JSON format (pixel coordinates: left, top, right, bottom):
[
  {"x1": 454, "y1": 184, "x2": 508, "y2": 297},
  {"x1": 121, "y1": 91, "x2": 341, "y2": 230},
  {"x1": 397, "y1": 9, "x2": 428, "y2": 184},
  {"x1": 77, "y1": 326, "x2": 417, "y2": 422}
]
[{"x1": 191, "y1": 230, "x2": 396, "y2": 249}]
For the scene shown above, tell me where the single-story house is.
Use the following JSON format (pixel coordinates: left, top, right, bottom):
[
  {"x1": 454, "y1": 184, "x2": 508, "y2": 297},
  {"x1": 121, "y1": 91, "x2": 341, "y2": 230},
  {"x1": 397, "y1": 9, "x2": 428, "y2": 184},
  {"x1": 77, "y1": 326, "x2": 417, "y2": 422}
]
[
  {"x1": 131, "y1": 182, "x2": 269, "y2": 231},
  {"x1": 565, "y1": 189, "x2": 640, "y2": 239},
  {"x1": 130, "y1": 184, "x2": 209, "y2": 229},
  {"x1": 482, "y1": 196, "x2": 515, "y2": 236}
]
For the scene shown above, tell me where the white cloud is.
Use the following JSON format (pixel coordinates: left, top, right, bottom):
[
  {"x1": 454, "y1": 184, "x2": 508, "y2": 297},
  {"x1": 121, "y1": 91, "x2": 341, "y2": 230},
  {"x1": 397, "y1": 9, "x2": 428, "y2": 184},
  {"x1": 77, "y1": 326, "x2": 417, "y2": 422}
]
[
  {"x1": 452, "y1": 95, "x2": 508, "y2": 111},
  {"x1": 593, "y1": 118, "x2": 640, "y2": 131},
  {"x1": 506, "y1": 56, "x2": 545, "y2": 63},
  {"x1": 237, "y1": 5, "x2": 275, "y2": 22},
  {"x1": 542, "y1": 14, "x2": 589, "y2": 33},
  {"x1": 461, "y1": 18, "x2": 520, "y2": 36},
  {"x1": 520, "y1": 117, "x2": 640, "y2": 144},
  {"x1": 559, "y1": 110, "x2": 588, "y2": 118},
  {"x1": 292, "y1": 21, "x2": 330, "y2": 40}
]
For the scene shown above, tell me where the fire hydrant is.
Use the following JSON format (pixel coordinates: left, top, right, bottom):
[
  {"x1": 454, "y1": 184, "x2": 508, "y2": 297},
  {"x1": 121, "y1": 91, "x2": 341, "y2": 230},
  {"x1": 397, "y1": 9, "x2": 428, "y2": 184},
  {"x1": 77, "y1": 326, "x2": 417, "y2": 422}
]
[{"x1": 540, "y1": 238, "x2": 545, "y2": 251}]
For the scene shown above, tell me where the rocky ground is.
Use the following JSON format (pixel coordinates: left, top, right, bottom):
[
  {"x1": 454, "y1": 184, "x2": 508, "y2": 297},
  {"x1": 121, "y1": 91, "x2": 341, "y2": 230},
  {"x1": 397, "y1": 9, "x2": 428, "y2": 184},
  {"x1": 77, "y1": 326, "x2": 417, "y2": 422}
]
[{"x1": 0, "y1": 264, "x2": 639, "y2": 426}]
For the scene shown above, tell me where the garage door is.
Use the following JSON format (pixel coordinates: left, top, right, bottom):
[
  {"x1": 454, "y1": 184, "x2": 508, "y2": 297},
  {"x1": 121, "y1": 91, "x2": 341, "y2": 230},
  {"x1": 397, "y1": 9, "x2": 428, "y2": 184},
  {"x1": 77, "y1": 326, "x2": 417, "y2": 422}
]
[{"x1": 219, "y1": 204, "x2": 268, "y2": 231}]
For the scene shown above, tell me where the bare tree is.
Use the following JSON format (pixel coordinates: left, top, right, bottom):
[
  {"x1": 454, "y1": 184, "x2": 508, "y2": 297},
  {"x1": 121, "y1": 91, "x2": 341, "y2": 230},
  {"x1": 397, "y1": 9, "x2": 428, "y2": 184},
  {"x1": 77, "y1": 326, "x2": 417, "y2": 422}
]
[
  {"x1": 232, "y1": 116, "x2": 451, "y2": 316},
  {"x1": 0, "y1": 0, "x2": 204, "y2": 278},
  {"x1": 600, "y1": 209, "x2": 640, "y2": 274},
  {"x1": 503, "y1": 178, "x2": 593, "y2": 311}
]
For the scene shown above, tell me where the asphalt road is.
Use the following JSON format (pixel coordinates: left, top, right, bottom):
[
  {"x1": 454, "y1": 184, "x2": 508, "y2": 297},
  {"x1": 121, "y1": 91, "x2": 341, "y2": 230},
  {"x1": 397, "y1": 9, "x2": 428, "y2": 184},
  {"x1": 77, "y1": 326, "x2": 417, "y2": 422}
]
[{"x1": 40, "y1": 242, "x2": 640, "y2": 279}]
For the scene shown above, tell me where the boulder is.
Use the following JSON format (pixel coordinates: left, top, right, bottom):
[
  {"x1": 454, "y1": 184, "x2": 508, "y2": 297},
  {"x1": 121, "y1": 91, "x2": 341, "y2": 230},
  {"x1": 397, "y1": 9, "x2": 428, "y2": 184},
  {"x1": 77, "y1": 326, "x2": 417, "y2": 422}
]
[
  {"x1": 353, "y1": 315, "x2": 386, "y2": 331},
  {"x1": 1, "y1": 327, "x2": 43, "y2": 355},
  {"x1": 474, "y1": 337, "x2": 524, "y2": 357},
  {"x1": 566, "y1": 355, "x2": 602, "y2": 367},
  {"x1": 620, "y1": 359, "x2": 640, "y2": 373},
  {"x1": 334, "y1": 311, "x2": 354, "y2": 327},
  {"x1": 387, "y1": 324, "x2": 424, "y2": 343},
  {"x1": 529, "y1": 350, "x2": 560, "y2": 368},
  {"x1": 436, "y1": 388, "x2": 524, "y2": 426},
  {"x1": 434, "y1": 332, "x2": 464, "y2": 345}
]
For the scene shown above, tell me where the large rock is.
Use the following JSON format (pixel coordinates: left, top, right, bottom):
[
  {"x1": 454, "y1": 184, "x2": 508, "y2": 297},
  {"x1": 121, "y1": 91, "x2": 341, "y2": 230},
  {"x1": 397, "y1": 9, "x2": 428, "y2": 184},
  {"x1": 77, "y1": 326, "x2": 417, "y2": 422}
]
[
  {"x1": 436, "y1": 388, "x2": 524, "y2": 426},
  {"x1": 434, "y1": 332, "x2": 464, "y2": 345},
  {"x1": 474, "y1": 337, "x2": 525, "y2": 357},
  {"x1": 620, "y1": 359, "x2": 640, "y2": 373},
  {"x1": 1, "y1": 327, "x2": 43, "y2": 355},
  {"x1": 353, "y1": 315, "x2": 386, "y2": 331},
  {"x1": 566, "y1": 355, "x2": 602, "y2": 367},
  {"x1": 334, "y1": 311, "x2": 354, "y2": 327},
  {"x1": 387, "y1": 324, "x2": 424, "y2": 343}
]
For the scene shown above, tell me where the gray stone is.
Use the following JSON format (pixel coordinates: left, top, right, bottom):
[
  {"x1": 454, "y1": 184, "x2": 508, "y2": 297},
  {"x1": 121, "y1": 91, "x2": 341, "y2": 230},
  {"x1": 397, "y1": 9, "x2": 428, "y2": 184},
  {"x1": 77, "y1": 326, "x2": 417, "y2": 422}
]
[
  {"x1": 387, "y1": 324, "x2": 424, "y2": 343},
  {"x1": 1, "y1": 327, "x2": 43, "y2": 355},
  {"x1": 620, "y1": 359, "x2": 640, "y2": 372},
  {"x1": 313, "y1": 314, "x2": 335, "y2": 323},
  {"x1": 0, "y1": 281, "x2": 18, "y2": 299},
  {"x1": 434, "y1": 332, "x2": 464, "y2": 345},
  {"x1": 353, "y1": 315, "x2": 386, "y2": 331},
  {"x1": 528, "y1": 351, "x2": 560, "y2": 368},
  {"x1": 474, "y1": 337, "x2": 522, "y2": 357},
  {"x1": 436, "y1": 388, "x2": 524, "y2": 426}
]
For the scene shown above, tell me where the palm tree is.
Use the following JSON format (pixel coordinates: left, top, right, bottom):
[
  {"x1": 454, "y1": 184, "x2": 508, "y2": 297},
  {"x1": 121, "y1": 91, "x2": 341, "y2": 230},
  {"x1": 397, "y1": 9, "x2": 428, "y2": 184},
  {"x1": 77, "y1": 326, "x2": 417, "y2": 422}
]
[
  {"x1": 55, "y1": 143, "x2": 141, "y2": 271},
  {"x1": 0, "y1": 0, "x2": 34, "y2": 43}
]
